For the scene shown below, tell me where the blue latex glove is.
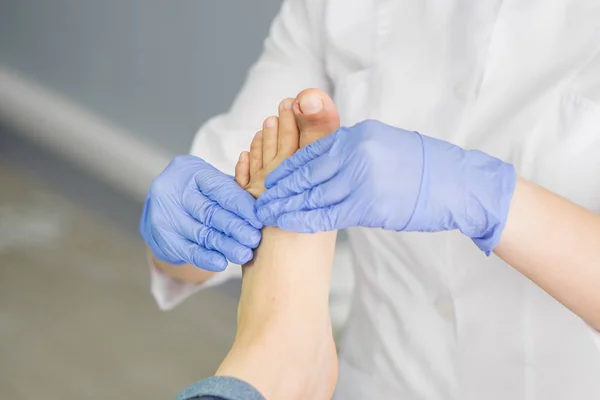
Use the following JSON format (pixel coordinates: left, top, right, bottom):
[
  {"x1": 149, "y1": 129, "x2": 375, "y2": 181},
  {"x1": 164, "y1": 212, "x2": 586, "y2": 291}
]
[
  {"x1": 140, "y1": 155, "x2": 262, "y2": 271},
  {"x1": 256, "y1": 120, "x2": 516, "y2": 253}
]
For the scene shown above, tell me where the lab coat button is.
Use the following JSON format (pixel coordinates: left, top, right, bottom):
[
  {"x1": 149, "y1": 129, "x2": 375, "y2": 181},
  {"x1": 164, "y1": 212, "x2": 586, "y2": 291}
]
[
  {"x1": 453, "y1": 81, "x2": 469, "y2": 102},
  {"x1": 434, "y1": 296, "x2": 455, "y2": 320}
]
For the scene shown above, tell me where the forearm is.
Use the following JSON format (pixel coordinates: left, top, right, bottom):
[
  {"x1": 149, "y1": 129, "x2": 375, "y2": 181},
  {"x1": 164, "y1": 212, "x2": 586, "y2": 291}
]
[
  {"x1": 148, "y1": 247, "x2": 215, "y2": 285},
  {"x1": 495, "y1": 178, "x2": 600, "y2": 330},
  {"x1": 216, "y1": 227, "x2": 338, "y2": 399}
]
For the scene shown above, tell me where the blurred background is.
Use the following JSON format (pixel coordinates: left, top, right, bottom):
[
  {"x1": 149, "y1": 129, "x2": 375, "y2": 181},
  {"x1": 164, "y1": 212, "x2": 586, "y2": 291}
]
[{"x1": 0, "y1": 1, "x2": 354, "y2": 399}]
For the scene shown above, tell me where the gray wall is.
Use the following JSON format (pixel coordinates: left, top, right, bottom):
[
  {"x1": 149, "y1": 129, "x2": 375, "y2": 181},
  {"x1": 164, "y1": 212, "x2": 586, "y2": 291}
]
[{"x1": 0, "y1": 0, "x2": 282, "y2": 154}]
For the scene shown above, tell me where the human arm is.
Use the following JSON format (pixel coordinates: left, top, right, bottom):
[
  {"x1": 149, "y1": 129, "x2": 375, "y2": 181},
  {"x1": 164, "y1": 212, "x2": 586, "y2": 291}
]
[
  {"x1": 256, "y1": 119, "x2": 600, "y2": 331},
  {"x1": 495, "y1": 178, "x2": 600, "y2": 330}
]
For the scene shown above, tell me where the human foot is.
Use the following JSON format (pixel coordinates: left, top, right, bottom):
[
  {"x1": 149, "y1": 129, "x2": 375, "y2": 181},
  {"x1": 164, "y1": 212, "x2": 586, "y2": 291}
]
[
  {"x1": 234, "y1": 89, "x2": 341, "y2": 197},
  {"x1": 222, "y1": 90, "x2": 341, "y2": 400},
  {"x1": 294, "y1": 88, "x2": 341, "y2": 148},
  {"x1": 234, "y1": 97, "x2": 299, "y2": 198}
]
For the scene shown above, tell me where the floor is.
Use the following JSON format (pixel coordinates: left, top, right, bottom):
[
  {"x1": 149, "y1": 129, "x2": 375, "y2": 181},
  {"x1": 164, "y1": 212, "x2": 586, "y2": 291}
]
[{"x1": 0, "y1": 154, "x2": 239, "y2": 399}]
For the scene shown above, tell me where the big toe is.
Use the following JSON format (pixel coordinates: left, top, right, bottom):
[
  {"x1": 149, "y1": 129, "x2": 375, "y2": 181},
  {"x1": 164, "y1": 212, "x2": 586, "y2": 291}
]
[{"x1": 294, "y1": 89, "x2": 340, "y2": 148}]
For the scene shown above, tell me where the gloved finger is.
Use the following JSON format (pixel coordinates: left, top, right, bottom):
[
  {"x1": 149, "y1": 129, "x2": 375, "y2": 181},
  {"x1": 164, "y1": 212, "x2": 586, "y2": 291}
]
[
  {"x1": 180, "y1": 240, "x2": 229, "y2": 272},
  {"x1": 179, "y1": 215, "x2": 254, "y2": 266},
  {"x1": 264, "y1": 132, "x2": 338, "y2": 189},
  {"x1": 139, "y1": 196, "x2": 155, "y2": 244},
  {"x1": 147, "y1": 227, "x2": 186, "y2": 265},
  {"x1": 183, "y1": 191, "x2": 261, "y2": 248},
  {"x1": 256, "y1": 175, "x2": 351, "y2": 223},
  {"x1": 259, "y1": 214, "x2": 279, "y2": 227},
  {"x1": 194, "y1": 166, "x2": 262, "y2": 229},
  {"x1": 151, "y1": 231, "x2": 226, "y2": 271},
  {"x1": 256, "y1": 154, "x2": 339, "y2": 208},
  {"x1": 275, "y1": 207, "x2": 341, "y2": 233}
]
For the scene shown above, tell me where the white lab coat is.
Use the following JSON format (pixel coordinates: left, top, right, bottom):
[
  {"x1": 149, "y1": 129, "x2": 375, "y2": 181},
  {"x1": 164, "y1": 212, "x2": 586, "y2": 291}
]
[{"x1": 151, "y1": 0, "x2": 600, "y2": 398}]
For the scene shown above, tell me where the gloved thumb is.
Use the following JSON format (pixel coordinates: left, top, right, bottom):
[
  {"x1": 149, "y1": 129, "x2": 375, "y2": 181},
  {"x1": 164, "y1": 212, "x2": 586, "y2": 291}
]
[
  {"x1": 276, "y1": 208, "x2": 337, "y2": 234},
  {"x1": 265, "y1": 132, "x2": 338, "y2": 188}
]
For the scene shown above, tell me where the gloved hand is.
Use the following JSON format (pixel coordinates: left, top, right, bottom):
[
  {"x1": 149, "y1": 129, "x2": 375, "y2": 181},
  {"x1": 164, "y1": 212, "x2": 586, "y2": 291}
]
[
  {"x1": 256, "y1": 120, "x2": 516, "y2": 253},
  {"x1": 140, "y1": 155, "x2": 262, "y2": 271}
]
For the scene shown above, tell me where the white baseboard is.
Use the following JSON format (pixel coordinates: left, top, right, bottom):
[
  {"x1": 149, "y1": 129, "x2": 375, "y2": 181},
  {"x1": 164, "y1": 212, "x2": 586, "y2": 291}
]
[{"x1": 0, "y1": 67, "x2": 172, "y2": 202}]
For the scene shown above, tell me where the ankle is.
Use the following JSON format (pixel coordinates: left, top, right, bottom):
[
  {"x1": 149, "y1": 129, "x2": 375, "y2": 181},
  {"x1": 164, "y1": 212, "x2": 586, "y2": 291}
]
[
  {"x1": 239, "y1": 227, "x2": 335, "y2": 310},
  {"x1": 223, "y1": 321, "x2": 337, "y2": 400}
]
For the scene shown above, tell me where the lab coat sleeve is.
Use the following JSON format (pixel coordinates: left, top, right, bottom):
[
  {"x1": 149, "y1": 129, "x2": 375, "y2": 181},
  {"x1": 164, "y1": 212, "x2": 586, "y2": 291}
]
[
  {"x1": 151, "y1": 0, "x2": 330, "y2": 311},
  {"x1": 150, "y1": 258, "x2": 241, "y2": 311},
  {"x1": 590, "y1": 325, "x2": 600, "y2": 351}
]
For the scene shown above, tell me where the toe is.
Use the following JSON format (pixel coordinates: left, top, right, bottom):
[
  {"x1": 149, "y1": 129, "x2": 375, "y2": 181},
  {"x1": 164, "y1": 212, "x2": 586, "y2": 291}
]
[
  {"x1": 262, "y1": 116, "x2": 279, "y2": 164},
  {"x1": 294, "y1": 89, "x2": 340, "y2": 148},
  {"x1": 276, "y1": 98, "x2": 300, "y2": 158},
  {"x1": 234, "y1": 151, "x2": 250, "y2": 187},
  {"x1": 249, "y1": 131, "x2": 263, "y2": 178}
]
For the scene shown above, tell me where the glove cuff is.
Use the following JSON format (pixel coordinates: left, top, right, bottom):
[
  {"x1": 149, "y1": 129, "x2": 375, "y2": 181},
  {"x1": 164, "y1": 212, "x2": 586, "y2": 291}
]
[
  {"x1": 466, "y1": 155, "x2": 517, "y2": 254},
  {"x1": 403, "y1": 136, "x2": 517, "y2": 255}
]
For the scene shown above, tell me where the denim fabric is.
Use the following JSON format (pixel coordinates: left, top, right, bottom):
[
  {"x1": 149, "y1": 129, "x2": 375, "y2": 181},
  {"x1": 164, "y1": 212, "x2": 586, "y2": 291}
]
[{"x1": 177, "y1": 376, "x2": 265, "y2": 400}]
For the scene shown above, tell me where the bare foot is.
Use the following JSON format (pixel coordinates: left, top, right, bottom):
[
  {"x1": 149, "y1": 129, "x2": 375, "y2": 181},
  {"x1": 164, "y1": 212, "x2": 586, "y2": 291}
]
[
  {"x1": 234, "y1": 97, "x2": 299, "y2": 198},
  {"x1": 294, "y1": 88, "x2": 341, "y2": 148},
  {"x1": 224, "y1": 89, "x2": 340, "y2": 400},
  {"x1": 234, "y1": 89, "x2": 340, "y2": 196}
]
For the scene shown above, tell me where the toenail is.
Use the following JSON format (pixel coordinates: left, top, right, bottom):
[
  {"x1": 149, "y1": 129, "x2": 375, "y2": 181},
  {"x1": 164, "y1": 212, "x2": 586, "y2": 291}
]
[
  {"x1": 255, "y1": 131, "x2": 263, "y2": 139},
  {"x1": 299, "y1": 93, "x2": 323, "y2": 115},
  {"x1": 239, "y1": 151, "x2": 248, "y2": 162},
  {"x1": 280, "y1": 98, "x2": 294, "y2": 110},
  {"x1": 264, "y1": 117, "x2": 276, "y2": 128}
]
